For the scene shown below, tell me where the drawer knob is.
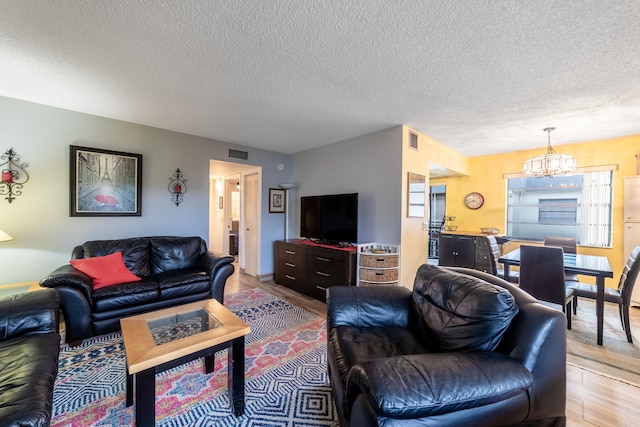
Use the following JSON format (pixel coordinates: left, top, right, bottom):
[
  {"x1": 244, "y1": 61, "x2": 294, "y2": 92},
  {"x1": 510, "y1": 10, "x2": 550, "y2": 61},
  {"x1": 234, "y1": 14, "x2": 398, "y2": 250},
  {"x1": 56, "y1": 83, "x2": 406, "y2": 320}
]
[
  {"x1": 285, "y1": 262, "x2": 296, "y2": 267},
  {"x1": 285, "y1": 275, "x2": 296, "y2": 280},
  {"x1": 316, "y1": 271, "x2": 330, "y2": 277}
]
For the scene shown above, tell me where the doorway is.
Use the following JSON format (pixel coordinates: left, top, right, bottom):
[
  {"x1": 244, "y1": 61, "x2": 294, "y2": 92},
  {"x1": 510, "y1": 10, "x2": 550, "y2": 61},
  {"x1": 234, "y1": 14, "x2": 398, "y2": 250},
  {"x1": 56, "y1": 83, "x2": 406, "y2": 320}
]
[
  {"x1": 209, "y1": 160, "x2": 262, "y2": 278},
  {"x1": 429, "y1": 185, "x2": 446, "y2": 259}
]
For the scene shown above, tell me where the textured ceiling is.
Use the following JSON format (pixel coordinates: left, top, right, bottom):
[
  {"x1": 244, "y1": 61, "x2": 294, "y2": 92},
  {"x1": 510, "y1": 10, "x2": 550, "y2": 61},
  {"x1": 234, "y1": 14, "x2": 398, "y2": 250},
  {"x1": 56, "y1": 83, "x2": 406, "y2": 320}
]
[{"x1": 1, "y1": 0, "x2": 639, "y2": 157}]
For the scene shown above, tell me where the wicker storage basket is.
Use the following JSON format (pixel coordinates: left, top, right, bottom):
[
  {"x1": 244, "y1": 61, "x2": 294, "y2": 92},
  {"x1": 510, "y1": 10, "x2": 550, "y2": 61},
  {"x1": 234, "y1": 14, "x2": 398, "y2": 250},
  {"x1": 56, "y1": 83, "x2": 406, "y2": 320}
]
[
  {"x1": 359, "y1": 268, "x2": 398, "y2": 282},
  {"x1": 359, "y1": 280, "x2": 398, "y2": 287},
  {"x1": 359, "y1": 254, "x2": 399, "y2": 268}
]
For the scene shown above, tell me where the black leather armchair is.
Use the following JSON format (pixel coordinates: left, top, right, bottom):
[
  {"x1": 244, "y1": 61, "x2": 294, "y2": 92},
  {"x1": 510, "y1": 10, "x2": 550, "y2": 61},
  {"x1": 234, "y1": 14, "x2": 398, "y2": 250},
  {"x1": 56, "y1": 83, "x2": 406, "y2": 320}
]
[
  {"x1": 0, "y1": 289, "x2": 61, "y2": 427},
  {"x1": 40, "y1": 236, "x2": 234, "y2": 343},
  {"x1": 327, "y1": 264, "x2": 566, "y2": 427}
]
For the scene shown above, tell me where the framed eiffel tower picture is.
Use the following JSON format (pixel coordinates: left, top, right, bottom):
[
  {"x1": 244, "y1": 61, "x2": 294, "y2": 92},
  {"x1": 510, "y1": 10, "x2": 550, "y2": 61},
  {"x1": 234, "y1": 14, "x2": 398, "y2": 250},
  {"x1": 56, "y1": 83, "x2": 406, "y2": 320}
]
[{"x1": 70, "y1": 145, "x2": 142, "y2": 216}]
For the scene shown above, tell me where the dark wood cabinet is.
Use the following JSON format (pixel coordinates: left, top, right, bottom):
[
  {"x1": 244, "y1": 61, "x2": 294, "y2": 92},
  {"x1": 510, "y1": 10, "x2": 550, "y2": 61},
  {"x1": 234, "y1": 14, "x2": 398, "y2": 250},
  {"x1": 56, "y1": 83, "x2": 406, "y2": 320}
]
[
  {"x1": 438, "y1": 234, "x2": 476, "y2": 268},
  {"x1": 274, "y1": 240, "x2": 356, "y2": 301},
  {"x1": 473, "y1": 236, "x2": 495, "y2": 274}
]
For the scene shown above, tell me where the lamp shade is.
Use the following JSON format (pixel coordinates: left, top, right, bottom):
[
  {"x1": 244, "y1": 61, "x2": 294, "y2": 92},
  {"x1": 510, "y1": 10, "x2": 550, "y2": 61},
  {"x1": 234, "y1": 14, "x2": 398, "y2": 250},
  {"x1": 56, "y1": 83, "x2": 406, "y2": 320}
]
[
  {"x1": 0, "y1": 228, "x2": 14, "y2": 242},
  {"x1": 523, "y1": 127, "x2": 577, "y2": 177},
  {"x1": 523, "y1": 153, "x2": 577, "y2": 177}
]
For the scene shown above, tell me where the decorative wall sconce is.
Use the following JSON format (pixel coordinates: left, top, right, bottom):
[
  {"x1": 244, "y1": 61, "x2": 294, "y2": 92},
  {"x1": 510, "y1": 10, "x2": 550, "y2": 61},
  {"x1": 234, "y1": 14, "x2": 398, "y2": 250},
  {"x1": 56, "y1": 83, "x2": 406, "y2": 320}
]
[
  {"x1": 1, "y1": 148, "x2": 29, "y2": 203},
  {"x1": 168, "y1": 168, "x2": 187, "y2": 206}
]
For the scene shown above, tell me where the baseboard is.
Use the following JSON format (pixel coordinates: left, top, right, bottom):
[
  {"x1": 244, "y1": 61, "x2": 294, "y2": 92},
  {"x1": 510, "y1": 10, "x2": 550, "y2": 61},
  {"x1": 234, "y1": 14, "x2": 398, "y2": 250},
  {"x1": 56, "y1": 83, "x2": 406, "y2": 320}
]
[
  {"x1": 238, "y1": 267, "x2": 273, "y2": 283},
  {"x1": 258, "y1": 273, "x2": 274, "y2": 282}
]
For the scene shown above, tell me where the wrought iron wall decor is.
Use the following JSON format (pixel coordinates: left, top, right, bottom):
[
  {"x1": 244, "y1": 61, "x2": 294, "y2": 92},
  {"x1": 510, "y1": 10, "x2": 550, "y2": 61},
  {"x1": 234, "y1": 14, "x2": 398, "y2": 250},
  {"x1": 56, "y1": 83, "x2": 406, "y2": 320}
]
[
  {"x1": 168, "y1": 168, "x2": 187, "y2": 206},
  {"x1": 1, "y1": 148, "x2": 29, "y2": 203}
]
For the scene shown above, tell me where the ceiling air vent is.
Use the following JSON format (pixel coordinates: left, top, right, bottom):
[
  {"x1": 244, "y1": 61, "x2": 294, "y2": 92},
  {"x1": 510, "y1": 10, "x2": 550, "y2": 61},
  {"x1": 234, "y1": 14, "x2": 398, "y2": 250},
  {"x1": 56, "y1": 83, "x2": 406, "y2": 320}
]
[
  {"x1": 409, "y1": 132, "x2": 418, "y2": 150},
  {"x1": 228, "y1": 148, "x2": 249, "y2": 161}
]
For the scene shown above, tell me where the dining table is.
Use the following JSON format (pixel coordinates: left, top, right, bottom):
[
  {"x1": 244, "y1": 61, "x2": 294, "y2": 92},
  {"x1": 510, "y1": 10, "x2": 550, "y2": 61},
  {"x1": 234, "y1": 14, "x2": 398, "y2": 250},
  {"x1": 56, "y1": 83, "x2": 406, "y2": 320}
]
[{"x1": 498, "y1": 248, "x2": 614, "y2": 345}]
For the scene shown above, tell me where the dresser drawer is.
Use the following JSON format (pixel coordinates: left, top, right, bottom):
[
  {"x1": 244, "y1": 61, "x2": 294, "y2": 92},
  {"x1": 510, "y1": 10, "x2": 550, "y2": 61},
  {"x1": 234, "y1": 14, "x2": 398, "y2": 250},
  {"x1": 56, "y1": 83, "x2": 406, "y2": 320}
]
[
  {"x1": 306, "y1": 282, "x2": 331, "y2": 301},
  {"x1": 474, "y1": 260, "x2": 493, "y2": 274},
  {"x1": 278, "y1": 271, "x2": 305, "y2": 293},
  {"x1": 278, "y1": 245, "x2": 306, "y2": 266},
  {"x1": 475, "y1": 251, "x2": 491, "y2": 263},
  {"x1": 359, "y1": 254, "x2": 399, "y2": 268},
  {"x1": 359, "y1": 268, "x2": 398, "y2": 283},
  {"x1": 308, "y1": 270, "x2": 347, "y2": 288},
  {"x1": 308, "y1": 252, "x2": 345, "y2": 276}
]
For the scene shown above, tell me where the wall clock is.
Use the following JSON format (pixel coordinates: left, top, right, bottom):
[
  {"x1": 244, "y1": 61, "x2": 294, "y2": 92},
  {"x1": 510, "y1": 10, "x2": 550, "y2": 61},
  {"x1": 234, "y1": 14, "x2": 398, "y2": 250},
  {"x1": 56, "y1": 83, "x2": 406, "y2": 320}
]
[{"x1": 464, "y1": 192, "x2": 484, "y2": 210}]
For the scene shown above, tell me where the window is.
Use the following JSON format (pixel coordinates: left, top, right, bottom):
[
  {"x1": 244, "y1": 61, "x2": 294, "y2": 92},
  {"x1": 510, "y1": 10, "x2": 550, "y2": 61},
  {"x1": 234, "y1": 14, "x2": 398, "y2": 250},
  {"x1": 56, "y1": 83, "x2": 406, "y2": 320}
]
[
  {"x1": 506, "y1": 171, "x2": 612, "y2": 247},
  {"x1": 538, "y1": 198, "x2": 577, "y2": 224}
]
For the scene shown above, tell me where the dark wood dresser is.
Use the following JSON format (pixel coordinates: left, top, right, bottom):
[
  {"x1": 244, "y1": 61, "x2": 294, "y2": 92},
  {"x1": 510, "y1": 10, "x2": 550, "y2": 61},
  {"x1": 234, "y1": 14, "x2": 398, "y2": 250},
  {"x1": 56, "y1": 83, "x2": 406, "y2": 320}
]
[{"x1": 274, "y1": 240, "x2": 356, "y2": 301}]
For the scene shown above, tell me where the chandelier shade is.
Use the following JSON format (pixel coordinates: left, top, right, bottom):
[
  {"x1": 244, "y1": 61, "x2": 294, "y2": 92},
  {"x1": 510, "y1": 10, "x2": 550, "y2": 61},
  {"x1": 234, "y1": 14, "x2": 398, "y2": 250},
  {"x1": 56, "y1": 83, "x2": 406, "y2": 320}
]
[
  {"x1": 523, "y1": 127, "x2": 577, "y2": 177},
  {"x1": 0, "y1": 228, "x2": 14, "y2": 242}
]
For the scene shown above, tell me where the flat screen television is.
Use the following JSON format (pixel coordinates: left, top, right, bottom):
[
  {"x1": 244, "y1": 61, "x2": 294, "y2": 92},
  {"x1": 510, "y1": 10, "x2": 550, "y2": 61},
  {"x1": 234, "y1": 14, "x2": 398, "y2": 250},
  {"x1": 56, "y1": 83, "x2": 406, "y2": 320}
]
[{"x1": 300, "y1": 193, "x2": 358, "y2": 244}]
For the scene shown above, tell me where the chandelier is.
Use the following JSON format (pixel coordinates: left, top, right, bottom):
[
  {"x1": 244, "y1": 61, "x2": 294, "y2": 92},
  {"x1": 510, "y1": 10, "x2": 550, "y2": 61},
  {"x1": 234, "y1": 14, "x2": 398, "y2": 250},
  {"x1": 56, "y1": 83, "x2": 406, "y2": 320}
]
[{"x1": 523, "y1": 127, "x2": 577, "y2": 177}]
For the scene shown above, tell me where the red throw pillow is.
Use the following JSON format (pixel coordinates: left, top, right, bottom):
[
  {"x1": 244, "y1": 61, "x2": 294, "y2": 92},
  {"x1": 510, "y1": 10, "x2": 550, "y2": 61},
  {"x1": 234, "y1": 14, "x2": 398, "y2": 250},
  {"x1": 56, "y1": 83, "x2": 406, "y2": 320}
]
[{"x1": 70, "y1": 251, "x2": 141, "y2": 290}]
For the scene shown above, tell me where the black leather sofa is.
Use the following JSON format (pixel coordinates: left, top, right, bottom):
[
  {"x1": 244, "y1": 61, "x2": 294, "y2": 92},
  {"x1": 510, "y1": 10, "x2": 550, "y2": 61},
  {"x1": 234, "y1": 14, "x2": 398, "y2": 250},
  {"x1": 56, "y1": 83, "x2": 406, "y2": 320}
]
[
  {"x1": 327, "y1": 264, "x2": 566, "y2": 427},
  {"x1": 40, "y1": 236, "x2": 234, "y2": 344},
  {"x1": 0, "y1": 289, "x2": 61, "y2": 427}
]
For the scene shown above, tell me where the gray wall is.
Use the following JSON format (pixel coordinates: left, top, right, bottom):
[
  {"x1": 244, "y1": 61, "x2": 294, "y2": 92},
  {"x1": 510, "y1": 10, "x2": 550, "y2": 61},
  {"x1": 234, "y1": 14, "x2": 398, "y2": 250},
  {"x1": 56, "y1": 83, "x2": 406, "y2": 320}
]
[
  {"x1": 292, "y1": 126, "x2": 402, "y2": 245},
  {"x1": 0, "y1": 96, "x2": 291, "y2": 284}
]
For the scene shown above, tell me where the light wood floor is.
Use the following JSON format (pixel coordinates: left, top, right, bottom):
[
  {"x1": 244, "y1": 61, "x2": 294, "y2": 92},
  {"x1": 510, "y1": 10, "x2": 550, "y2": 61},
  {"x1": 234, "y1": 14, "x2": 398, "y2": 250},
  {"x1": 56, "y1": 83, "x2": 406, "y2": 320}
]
[{"x1": 226, "y1": 267, "x2": 640, "y2": 427}]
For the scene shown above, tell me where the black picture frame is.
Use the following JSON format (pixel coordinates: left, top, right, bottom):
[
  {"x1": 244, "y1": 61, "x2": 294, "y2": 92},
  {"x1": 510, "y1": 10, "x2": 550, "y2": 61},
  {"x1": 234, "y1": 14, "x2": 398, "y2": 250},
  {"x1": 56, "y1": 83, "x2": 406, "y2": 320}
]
[
  {"x1": 269, "y1": 188, "x2": 286, "y2": 213},
  {"x1": 70, "y1": 145, "x2": 142, "y2": 216}
]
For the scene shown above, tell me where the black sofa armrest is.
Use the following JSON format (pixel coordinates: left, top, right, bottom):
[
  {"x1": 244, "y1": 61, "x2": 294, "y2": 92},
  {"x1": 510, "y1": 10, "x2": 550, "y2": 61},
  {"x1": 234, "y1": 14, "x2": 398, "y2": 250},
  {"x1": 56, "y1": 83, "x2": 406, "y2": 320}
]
[
  {"x1": 440, "y1": 267, "x2": 568, "y2": 422},
  {"x1": 327, "y1": 285, "x2": 412, "y2": 329},
  {"x1": 344, "y1": 352, "x2": 533, "y2": 420},
  {"x1": 40, "y1": 264, "x2": 94, "y2": 304},
  {"x1": 39, "y1": 265, "x2": 95, "y2": 343},
  {"x1": 197, "y1": 251, "x2": 235, "y2": 304},
  {"x1": 197, "y1": 250, "x2": 234, "y2": 275},
  {"x1": 0, "y1": 289, "x2": 60, "y2": 340}
]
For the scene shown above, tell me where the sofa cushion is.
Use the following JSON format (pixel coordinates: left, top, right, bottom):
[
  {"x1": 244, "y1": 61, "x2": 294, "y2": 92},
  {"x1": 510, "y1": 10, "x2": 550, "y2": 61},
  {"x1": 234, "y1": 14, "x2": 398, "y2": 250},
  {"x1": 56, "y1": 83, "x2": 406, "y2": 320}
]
[
  {"x1": 329, "y1": 326, "x2": 434, "y2": 385},
  {"x1": 411, "y1": 264, "x2": 518, "y2": 352},
  {"x1": 81, "y1": 238, "x2": 152, "y2": 276},
  {"x1": 92, "y1": 278, "x2": 159, "y2": 312},
  {"x1": 0, "y1": 333, "x2": 60, "y2": 427},
  {"x1": 70, "y1": 252, "x2": 142, "y2": 290},
  {"x1": 344, "y1": 352, "x2": 533, "y2": 419},
  {"x1": 150, "y1": 237, "x2": 202, "y2": 275},
  {"x1": 156, "y1": 268, "x2": 211, "y2": 299}
]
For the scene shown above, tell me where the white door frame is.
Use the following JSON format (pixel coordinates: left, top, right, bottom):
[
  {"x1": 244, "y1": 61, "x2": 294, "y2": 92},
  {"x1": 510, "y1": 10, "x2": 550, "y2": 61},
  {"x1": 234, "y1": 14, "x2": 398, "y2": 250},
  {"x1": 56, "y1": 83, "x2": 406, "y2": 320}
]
[{"x1": 241, "y1": 170, "x2": 261, "y2": 277}]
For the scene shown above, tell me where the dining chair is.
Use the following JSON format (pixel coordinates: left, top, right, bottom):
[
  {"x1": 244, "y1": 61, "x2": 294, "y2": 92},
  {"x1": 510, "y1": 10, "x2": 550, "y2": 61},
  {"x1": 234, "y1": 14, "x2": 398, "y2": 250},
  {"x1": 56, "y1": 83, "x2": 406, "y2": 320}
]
[
  {"x1": 567, "y1": 245, "x2": 640, "y2": 343},
  {"x1": 544, "y1": 236, "x2": 579, "y2": 282},
  {"x1": 519, "y1": 245, "x2": 575, "y2": 329},
  {"x1": 485, "y1": 235, "x2": 519, "y2": 283}
]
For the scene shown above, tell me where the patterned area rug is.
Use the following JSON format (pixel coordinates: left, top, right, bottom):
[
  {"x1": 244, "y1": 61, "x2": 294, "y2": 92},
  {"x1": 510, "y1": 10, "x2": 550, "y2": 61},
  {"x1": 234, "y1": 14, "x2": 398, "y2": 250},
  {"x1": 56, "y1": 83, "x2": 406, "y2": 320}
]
[{"x1": 51, "y1": 289, "x2": 338, "y2": 426}]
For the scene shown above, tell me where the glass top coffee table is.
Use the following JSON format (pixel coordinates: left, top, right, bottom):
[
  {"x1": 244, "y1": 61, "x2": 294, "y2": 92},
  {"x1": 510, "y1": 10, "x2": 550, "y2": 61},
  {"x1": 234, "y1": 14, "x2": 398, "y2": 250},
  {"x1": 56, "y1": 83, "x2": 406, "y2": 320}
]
[{"x1": 120, "y1": 298, "x2": 250, "y2": 427}]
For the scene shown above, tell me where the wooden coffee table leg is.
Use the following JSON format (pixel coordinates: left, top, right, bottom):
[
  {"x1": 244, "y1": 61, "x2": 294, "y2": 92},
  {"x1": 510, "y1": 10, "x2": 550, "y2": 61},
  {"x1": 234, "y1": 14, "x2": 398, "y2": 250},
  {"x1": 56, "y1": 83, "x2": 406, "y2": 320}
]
[
  {"x1": 126, "y1": 370, "x2": 133, "y2": 407},
  {"x1": 135, "y1": 368, "x2": 155, "y2": 427},
  {"x1": 228, "y1": 337, "x2": 245, "y2": 416}
]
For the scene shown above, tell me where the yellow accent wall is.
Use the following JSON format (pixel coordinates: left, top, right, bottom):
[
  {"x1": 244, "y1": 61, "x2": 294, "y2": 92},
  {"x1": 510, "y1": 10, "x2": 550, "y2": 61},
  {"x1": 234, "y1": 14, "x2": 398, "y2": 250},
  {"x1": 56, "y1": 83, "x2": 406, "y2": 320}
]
[{"x1": 430, "y1": 134, "x2": 640, "y2": 288}]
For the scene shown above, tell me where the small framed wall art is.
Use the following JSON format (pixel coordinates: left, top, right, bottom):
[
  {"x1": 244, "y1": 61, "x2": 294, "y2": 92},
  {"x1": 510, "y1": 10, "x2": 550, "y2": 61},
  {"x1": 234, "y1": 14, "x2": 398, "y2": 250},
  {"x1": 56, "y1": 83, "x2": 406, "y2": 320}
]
[
  {"x1": 70, "y1": 145, "x2": 142, "y2": 216},
  {"x1": 269, "y1": 188, "x2": 286, "y2": 213}
]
